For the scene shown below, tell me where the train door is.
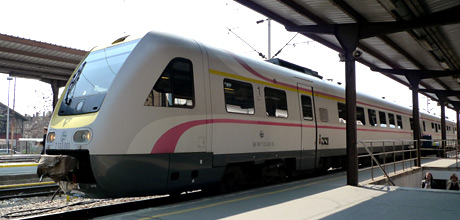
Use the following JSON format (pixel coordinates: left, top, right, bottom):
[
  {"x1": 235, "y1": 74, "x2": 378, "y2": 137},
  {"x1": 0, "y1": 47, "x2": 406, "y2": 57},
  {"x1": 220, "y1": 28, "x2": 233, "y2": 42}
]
[{"x1": 297, "y1": 83, "x2": 317, "y2": 170}]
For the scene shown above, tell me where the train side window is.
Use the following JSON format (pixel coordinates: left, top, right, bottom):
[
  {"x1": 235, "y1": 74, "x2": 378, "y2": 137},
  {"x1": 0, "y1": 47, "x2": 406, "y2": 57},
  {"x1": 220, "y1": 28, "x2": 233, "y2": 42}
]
[
  {"x1": 265, "y1": 87, "x2": 288, "y2": 118},
  {"x1": 368, "y1": 109, "x2": 377, "y2": 126},
  {"x1": 357, "y1": 107, "x2": 365, "y2": 125},
  {"x1": 431, "y1": 122, "x2": 435, "y2": 130},
  {"x1": 379, "y1": 111, "x2": 387, "y2": 127},
  {"x1": 144, "y1": 58, "x2": 194, "y2": 108},
  {"x1": 223, "y1": 79, "x2": 254, "y2": 114},
  {"x1": 409, "y1": 118, "x2": 414, "y2": 130},
  {"x1": 396, "y1": 115, "x2": 403, "y2": 129},
  {"x1": 435, "y1": 124, "x2": 438, "y2": 133},
  {"x1": 301, "y1": 95, "x2": 313, "y2": 120},
  {"x1": 319, "y1": 108, "x2": 328, "y2": 122},
  {"x1": 423, "y1": 121, "x2": 426, "y2": 131},
  {"x1": 337, "y1": 103, "x2": 346, "y2": 123},
  {"x1": 388, "y1": 114, "x2": 396, "y2": 128}
]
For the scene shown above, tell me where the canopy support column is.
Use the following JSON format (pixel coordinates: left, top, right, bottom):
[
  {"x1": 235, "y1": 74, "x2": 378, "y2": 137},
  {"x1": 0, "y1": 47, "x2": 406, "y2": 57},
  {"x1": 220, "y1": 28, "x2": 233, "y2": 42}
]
[
  {"x1": 406, "y1": 75, "x2": 421, "y2": 166},
  {"x1": 336, "y1": 25, "x2": 359, "y2": 186},
  {"x1": 51, "y1": 79, "x2": 59, "y2": 111}
]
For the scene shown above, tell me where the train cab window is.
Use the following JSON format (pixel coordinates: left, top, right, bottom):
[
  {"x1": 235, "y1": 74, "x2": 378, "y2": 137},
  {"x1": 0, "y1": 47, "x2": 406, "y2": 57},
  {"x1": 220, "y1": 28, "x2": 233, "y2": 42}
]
[
  {"x1": 319, "y1": 108, "x2": 328, "y2": 122},
  {"x1": 301, "y1": 95, "x2": 313, "y2": 120},
  {"x1": 431, "y1": 122, "x2": 435, "y2": 130},
  {"x1": 265, "y1": 87, "x2": 288, "y2": 118},
  {"x1": 223, "y1": 79, "x2": 254, "y2": 114},
  {"x1": 144, "y1": 58, "x2": 194, "y2": 108},
  {"x1": 368, "y1": 109, "x2": 377, "y2": 126},
  {"x1": 379, "y1": 111, "x2": 387, "y2": 127},
  {"x1": 388, "y1": 114, "x2": 396, "y2": 128},
  {"x1": 396, "y1": 115, "x2": 403, "y2": 129},
  {"x1": 357, "y1": 107, "x2": 365, "y2": 125}
]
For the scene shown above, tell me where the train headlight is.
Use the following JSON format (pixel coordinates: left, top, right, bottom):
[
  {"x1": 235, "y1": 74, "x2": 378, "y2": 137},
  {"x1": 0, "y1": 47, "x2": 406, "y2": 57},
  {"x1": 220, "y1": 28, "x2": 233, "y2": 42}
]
[
  {"x1": 73, "y1": 130, "x2": 92, "y2": 143},
  {"x1": 47, "y1": 132, "x2": 56, "y2": 143}
]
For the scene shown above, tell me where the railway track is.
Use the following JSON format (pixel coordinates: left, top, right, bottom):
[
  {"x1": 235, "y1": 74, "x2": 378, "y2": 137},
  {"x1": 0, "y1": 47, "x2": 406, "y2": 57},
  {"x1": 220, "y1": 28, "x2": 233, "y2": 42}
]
[
  {"x1": 0, "y1": 182, "x2": 58, "y2": 200},
  {"x1": 1, "y1": 191, "x2": 204, "y2": 219}
]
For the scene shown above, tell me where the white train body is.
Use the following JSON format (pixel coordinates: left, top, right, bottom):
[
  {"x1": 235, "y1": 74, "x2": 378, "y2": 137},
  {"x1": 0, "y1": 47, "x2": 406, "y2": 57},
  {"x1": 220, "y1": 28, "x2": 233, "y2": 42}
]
[{"x1": 45, "y1": 31, "x2": 456, "y2": 197}]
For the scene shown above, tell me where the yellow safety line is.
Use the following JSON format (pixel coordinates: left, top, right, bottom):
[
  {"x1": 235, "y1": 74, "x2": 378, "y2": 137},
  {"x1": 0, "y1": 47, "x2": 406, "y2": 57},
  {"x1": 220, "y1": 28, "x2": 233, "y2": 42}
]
[
  {"x1": 0, "y1": 181, "x2": 56, "y2": 189},
  {"x1": 139, "y1": 175, "x2": 344, "y2": 220},
  {"x1": 209, "y1": 69, "x2": 300, "y2": 93},
  {"x1": 0, "y1": 163, "x2": 37, "y2": 168}
]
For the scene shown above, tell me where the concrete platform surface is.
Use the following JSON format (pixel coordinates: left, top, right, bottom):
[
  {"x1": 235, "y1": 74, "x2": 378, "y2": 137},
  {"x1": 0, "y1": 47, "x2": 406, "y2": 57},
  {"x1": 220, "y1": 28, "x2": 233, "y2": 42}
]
[{"x1": 97, "y1": 170, "x2": 460, "y2": 220}]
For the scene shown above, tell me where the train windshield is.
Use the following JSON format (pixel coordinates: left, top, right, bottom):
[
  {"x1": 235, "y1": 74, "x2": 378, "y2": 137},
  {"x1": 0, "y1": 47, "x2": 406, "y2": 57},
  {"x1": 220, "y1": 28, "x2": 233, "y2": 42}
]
[{"x1": 58, "y1": 39, "x2": 140, "y2": 115}]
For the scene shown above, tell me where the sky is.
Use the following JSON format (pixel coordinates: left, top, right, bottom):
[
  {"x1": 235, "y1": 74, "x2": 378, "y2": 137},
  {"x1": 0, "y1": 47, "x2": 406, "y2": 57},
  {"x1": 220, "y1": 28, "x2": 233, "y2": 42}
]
[{"x1": 0, "y1": 0, "x2": 454, "y2": 119}]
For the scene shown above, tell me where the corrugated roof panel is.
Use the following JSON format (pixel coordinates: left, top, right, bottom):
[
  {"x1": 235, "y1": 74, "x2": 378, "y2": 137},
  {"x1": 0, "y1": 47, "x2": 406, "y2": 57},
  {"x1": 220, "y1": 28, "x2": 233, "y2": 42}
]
[
  {"x1": 252, "y1": 0, "x2": 316, "y2": 25},
  {"x1": 422, "y1": 78, "x2": 449, "y2": 90},
  {"x1": 386, "y1": 32, "x2": 444, "y2": 70},
  {"x1": 437, "y1": 76, "x2": 459, "y2": 90},
  {"x1": 440, "y1": 24, "x2": 460, "y2": 68},
  {"x1": 345, "y1": 0, "x2": 396, "y2": 22},
  {"x1": 423, "y1": 0, "x2": 460, "y2": 13},
  {"x1": 296, "y1": 0, "x2": 355, "y2": 23},
  {"x1": 360, "y1": 37, "x2": 419, "y2": 69}
]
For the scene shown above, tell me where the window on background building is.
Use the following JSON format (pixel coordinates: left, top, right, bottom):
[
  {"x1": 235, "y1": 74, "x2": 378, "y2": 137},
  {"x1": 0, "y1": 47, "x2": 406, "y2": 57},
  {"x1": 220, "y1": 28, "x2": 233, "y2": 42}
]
[{"x1": 223, "y1": 79, "x2": 254, "y2": 114}]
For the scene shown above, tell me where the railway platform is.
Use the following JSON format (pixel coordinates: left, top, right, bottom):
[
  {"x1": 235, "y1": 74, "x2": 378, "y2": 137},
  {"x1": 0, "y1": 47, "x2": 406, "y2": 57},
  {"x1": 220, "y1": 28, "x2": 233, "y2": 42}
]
[
  {"x1": 97, "y1": 159, "x2": 460, "y2": 220},
  {"x1": 0, "y1": 155, "x2": 51, "y2": 186}
]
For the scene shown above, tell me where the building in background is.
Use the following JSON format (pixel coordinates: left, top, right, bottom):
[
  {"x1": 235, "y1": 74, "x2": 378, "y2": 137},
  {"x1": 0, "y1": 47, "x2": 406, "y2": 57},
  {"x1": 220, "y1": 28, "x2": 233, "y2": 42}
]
[{"x1": 0, "y1": 102, "x2": 27, "y2": 151}]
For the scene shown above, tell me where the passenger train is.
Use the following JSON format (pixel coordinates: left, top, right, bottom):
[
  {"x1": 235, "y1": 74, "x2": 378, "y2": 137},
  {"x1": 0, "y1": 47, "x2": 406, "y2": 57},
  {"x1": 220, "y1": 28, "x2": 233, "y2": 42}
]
[{"x1": 43, "y1": 31, "x2": 456, "y2": 198}]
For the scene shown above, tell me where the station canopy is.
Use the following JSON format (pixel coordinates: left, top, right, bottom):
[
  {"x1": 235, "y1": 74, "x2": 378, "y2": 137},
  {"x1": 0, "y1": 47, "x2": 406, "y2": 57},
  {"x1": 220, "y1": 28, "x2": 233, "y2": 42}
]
[
  {"x1": 235, "y1": 0, "x2": 460, "y2": 108},
  {"x1": 0, "y1": 33, "x2": 87, "y2": 87}
]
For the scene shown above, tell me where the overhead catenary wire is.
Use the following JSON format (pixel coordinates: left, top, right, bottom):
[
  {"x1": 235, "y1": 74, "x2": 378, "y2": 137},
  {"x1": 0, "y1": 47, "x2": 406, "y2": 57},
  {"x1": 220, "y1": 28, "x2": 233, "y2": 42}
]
[
  {"x1": 271, "y1": 33, "x2": 299, "y2": 59},
  {"x1": 226, "y1": 27, "x2": 267, "y2": 59}
]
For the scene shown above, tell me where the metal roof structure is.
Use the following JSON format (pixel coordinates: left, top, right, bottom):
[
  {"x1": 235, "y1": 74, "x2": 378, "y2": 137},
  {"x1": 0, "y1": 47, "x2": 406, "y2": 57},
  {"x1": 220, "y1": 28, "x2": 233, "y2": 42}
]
[
  {"x1": 0, "y1": 33, "x2": 87, "y2": 85},
  {"x1": 235, "y1": 0, "x2": 460, "y2": 107},
  {"x1": 235, "y1": 0, "x2": 460, "y2": 186},
  {"x1": 0, "y1": 33, "x2": 88, "y2": 108}
]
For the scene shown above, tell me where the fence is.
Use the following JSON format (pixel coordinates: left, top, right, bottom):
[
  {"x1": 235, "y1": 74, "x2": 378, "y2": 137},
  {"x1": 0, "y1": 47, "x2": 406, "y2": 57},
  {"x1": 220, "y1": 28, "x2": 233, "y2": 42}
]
[{"x1": 358, "y1": 140, "x2": 418, "y2": 183}]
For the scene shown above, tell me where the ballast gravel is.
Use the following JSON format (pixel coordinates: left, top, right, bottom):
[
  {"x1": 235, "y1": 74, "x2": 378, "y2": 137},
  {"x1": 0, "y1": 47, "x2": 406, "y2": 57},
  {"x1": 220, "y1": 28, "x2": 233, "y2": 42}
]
[{"x1": 0, "y1": 193, "x2": 162, "y2": 219}]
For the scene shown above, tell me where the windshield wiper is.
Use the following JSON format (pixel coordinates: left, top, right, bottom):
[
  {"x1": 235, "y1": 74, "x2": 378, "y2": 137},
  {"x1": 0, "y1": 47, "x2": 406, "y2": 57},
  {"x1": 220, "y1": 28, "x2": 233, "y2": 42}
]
[{"x1": 64, "y1": 62, "x2": 87, "y2": 105}]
